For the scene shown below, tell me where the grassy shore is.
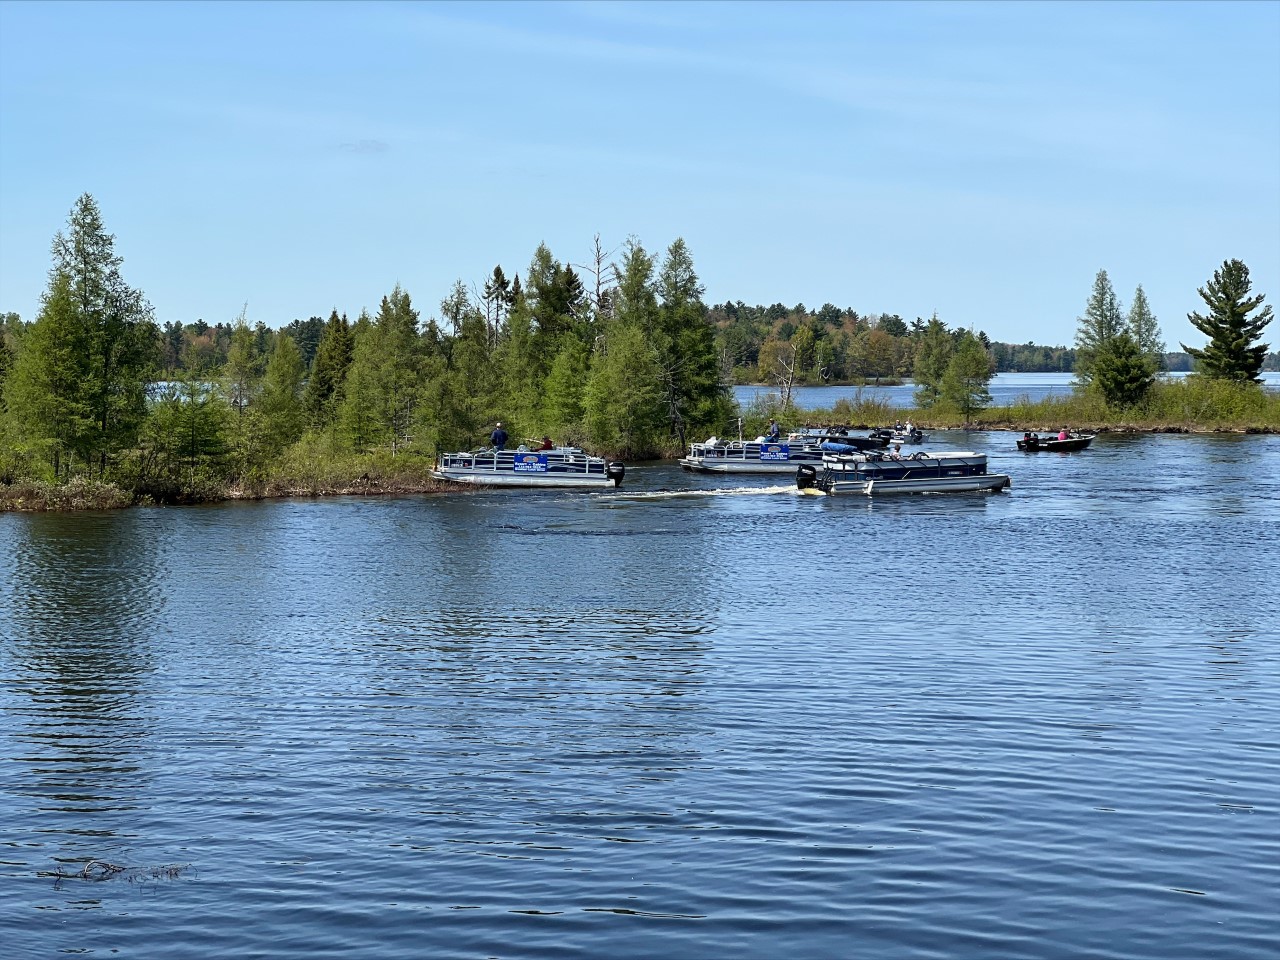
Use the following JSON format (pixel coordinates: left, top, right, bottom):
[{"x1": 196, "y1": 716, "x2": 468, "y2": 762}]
[
  {"x1": 778, "y1": 377, "x2": 1280, "y2": 435},
  {"x1": 5, "y1": 380, "x2": 1276, "y2": 511},
  {"x1": 1, "y1": 457, "x2": 453, "y2": 512}
]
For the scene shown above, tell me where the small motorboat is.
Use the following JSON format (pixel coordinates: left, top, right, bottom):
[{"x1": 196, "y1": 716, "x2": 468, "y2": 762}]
[
  {"x1": 1017, "y1": 432, "x2": 1095, "y2": 452},
  {"x1": 875, "y1": 426, "x2": 926, "y2": 444}
]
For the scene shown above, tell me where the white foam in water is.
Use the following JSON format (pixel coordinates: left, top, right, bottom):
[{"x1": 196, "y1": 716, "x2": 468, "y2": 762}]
[{"x1": 611, "y1": 484, "x2": 802, "y2": 500}]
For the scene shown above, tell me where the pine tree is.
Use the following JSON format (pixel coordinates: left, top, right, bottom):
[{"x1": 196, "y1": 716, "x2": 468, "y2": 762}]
[
  {"x1": 257, "y1": 334, "x2": 306, "y2": 457},
  {"x1": 304, "y1": 310, "x2": 353, "y2": 429},
  {"x1": 1074, "y1": 269, "x2": 1123, "y2": 384},
  {"x1": 8, "y1": 194, "x2": 158, "y2": 479},
  {"x1": 1181, "y1": 259, "x2": 1273, "y2": 382},
  {"x1": 3, "y1": 272, "x2": 93, "y2": 478},
  {"x1": 1094, "y1": 330, "x2": 1156, "y2": 407},
  {"x1": 584, "y1": 322, "x2": 663, "y2": 457},
  {"x1": 912, "y1": 312, "x2": 952, "y2": 407},
  {"x1": 1127, "y1": 285, "x2": 1165, "y2": 370},
  {"x1": 654, "y1": 238, "x2": 730, "y2": 446},
  {"x1": 940, "y1": 331, "x2": 994, "y2": 425}
]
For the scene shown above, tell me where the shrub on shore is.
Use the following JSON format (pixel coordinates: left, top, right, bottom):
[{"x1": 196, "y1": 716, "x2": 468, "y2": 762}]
[{"x1": 0, "y1": 478, "x2": 133, "y2": 512}]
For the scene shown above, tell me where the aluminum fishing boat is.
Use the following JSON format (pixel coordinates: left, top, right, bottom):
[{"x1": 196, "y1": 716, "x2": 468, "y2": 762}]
[
  {"x1": 1017, "y1": 432, "x2": 1095, "y2": 452},
  {"x1": 796, "y1": 449, "x2": 1011, "y2": 495},
  {"x1": 433, "y1": 446, "x2": 625, "y2": 488}
]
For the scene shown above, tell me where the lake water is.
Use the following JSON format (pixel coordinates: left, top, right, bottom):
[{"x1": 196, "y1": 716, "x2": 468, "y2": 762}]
[
  {"x1": 2, "y1": 432, "x2": 1278, "y2": 959},
  {"x1": 735, "y1": 371, "x2": 1280, "y2": 411}
]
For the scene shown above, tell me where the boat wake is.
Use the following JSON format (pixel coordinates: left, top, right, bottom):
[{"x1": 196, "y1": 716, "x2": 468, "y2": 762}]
[{"x1": 611, "y1": 485, "x2": 801, "y2": 500}]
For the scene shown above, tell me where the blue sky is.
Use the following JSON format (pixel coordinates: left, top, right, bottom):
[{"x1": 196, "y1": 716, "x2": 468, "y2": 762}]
[{"x1": 1, "y1": 0, "x2": 1277, "y2": 348}]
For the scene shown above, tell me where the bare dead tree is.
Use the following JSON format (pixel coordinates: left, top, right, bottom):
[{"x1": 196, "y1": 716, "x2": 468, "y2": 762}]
[{"x1": 575, "y1": 234, "x2": 619, "y2": 322}]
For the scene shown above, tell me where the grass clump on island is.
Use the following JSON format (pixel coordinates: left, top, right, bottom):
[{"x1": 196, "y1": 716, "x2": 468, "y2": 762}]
[
  {"x1": 1, "y1": 439, "x2": 453, "y2": 512},
  {"x1": 737, "y1": 377, "x2": 1279, "y2": 438},
  {"x1": 964, "y1": 377, "x2": 1280, "y2": 433}
]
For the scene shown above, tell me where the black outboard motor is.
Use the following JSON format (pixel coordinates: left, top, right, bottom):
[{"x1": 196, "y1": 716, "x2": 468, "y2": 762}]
[
  {"x1": 606, "y1": 462, "x2": 625, "y2": 487},
  {"x1": 796, "y1": 463, "x2": 817, "y2": 490}
]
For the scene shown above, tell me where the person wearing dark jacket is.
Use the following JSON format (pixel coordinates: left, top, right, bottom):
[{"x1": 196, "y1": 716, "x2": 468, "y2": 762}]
[{"x1": 490, "y1": 422, "x2": 508, "y2": 450}]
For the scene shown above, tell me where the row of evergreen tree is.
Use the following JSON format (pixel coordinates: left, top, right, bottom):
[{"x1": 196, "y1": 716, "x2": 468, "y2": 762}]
[
  {"x1": 0, "y1": 195, "x2": 735, "y2": 490},
  {"x1": 0, "y1": 195, "x2": 1272, "y2": 495}
]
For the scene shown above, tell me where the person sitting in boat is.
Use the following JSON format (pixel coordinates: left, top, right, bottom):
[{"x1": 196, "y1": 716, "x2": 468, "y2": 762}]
[
  {"x1": 890, "y1": 443, "x2": 903, "y2": 459},
  {"x1": 538, "y1": 436, "x2": 554, "y2": 450},
  {"x1": 1058, "y1": 426, "x2": 1070, "y2": 441},
  {"x1": 490, "y1": 422, "x2": 508, "y2": 451},
  {"x1": 766, "y1": 418, "x2": 781, "y2": 441}
]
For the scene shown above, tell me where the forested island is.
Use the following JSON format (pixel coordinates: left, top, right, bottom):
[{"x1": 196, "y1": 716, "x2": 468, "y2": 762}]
[{"x1": 1, "y1": 195, "x2": 1276, "y2": 510}]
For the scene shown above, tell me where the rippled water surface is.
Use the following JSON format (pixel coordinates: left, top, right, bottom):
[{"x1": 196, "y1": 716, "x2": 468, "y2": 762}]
[{"x1": 2, "y1": 432, "x2": 1278, "y2": 959}]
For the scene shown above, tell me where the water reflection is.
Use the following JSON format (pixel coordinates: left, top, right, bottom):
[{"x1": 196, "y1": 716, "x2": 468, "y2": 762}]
[{"x1": 2, "y1": 512, "x2": 163, "y2": 838}]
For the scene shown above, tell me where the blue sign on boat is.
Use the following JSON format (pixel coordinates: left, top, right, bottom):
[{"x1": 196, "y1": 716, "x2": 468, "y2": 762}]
[
  {"x1": 759, "y1": 443, "x2": 790, "y2": 461},
  {"x1": 513, "y1": 453, "x2": 549, "y2": 473}
]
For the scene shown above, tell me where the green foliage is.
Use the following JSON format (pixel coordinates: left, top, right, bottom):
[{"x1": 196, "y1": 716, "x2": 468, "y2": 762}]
[
  {"x1": 584, "y1": 322, "x2": 664, "y2": 457},
  {"x1": 827, "y1": 391, "x2": 896, "y2": 428},
  {"x1": 1075, "y1": 269, "x2": 1123, "y2": 384},
  {"x1": 257, "y1": 334, "x2": 306, "y2": 458},
  {"x1": 4, "y1": 195, "x2": 157, "y2": 481},
  {"x1": 1127, "y1": 285, "x2": 1165, "y2": 368},
  {"x1": 1181, "y1": 259, "x2": 1273, "y2": 382},
  {"x1": 543, "y1": 338, "x2": 589, "y2": 440},
  {"x1": 3, "y1": 271, "x2": 92, "y2": 478},
  {"x1": 303, "y1": 310, "x2": 352, "y2": 428},
  {"x1": 1143, "y1": 376, "x2": 1279, "y2": 428},
  {"x1": 940, "y1": 331, "x2": 994, "y2": 424},
  {"x1": 132, "y1": 377, "x2": 233, "y2": 500},
  {"x1": 652, "y1": 238, "x2": 731, "y2": 445},
  {"x1": 1092, "y1": 330, "x2": 1156, "y2": 407},
  {"x1": 912, "y1": 313, "x2": 951, "y2": 407},
  {"x1": 338, "y1": 287, "x2": 422, "y2": 454}
]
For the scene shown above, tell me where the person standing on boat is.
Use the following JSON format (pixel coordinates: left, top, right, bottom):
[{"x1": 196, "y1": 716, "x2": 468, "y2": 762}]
[
  {"x1": 490, "y1": 422, "x2": 508, "y2": 450},
  {"x1": 766, "y1": 418, "x2": 781, "y2": 441}
]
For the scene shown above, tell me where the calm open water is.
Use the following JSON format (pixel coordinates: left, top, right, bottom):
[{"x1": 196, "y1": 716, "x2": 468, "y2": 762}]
[
  {"x1": 734, "y1": 371, "x2": 1280, "y2": 411},
  {"x1": 2, "y1": 431, "x2": 1278, "y2": 959}
]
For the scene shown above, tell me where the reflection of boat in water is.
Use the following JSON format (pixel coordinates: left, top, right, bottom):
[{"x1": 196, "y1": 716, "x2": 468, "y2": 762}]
[
  {"x1": 679, "y1": 428, "x2": 885, "y2": 473},
  {"x1": 1017, "y1": 432, "x2": 1094, "y2": 452},
  {"x1": 433, "y1": 447, "x2": 625, "y2": 488},
  {"x1": 796, "y1": 449, "x2": 1011, "y2": 495}
]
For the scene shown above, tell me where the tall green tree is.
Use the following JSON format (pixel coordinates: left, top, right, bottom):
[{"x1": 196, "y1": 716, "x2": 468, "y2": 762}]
[
  {"x1": 3, "y1": 272, "x2": 92, "y2": 477},
  {"x1": 912, "y1": 312, "x2": 952, "y2": 407},
  {"x1": 10, "y1": 194, "x2": 159, "y2": 478},
  {"x1": 940, "y1": 331, "x2": 994, "y2": 425},
  {"x1": 1074, "y1": 269, "x2": 1123, "y2": 384},
  {"x1": 1093, "y1": 330, "x2": 1156, "y2": 407},
  {"x1": 653, "y1": 238, "x2": 730, "y2": 446},
  {"x1": 304, "y1": 309, "x2": 353, "y2": 428},
  {"x1": 0, "y1": 312, "x2": 19, "y2": 406},
  {"x1": 257, "y1": 334, "x2": 306, "y2": 458},
  {"x1": 1181, "y1": 259, "x2": 1273, "y2": 382},
  {"x1": 338, "y1": 287, "x2": 422, "y2": 454},
  {"x1": 1127, "y1": 284, "x2": 1165, "y2": 371},
  {"x1": 584, "y1": 322, "x2": 663, "y2": 457},
  {"x1": 138, "y1": 374, "x2": 232, "y2": 497}
]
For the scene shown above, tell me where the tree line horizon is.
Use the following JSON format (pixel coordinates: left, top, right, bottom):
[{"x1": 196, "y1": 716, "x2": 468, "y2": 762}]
[{"x1": 0, "y1": 194, "x2": 1274, "y2": 501}]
